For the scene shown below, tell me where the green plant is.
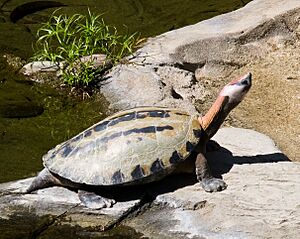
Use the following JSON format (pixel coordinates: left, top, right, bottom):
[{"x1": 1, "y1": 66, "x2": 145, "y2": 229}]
[{"x1": 33, "y1": 9, "x2": 138, "y2": 86}]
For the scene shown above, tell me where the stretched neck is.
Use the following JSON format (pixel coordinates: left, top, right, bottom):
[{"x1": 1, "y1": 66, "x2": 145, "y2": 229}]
[{"x1": 199, "y1": 96, "x2": 230, "y2": 139}]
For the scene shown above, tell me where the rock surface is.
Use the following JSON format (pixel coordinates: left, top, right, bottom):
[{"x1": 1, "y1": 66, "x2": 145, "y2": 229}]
[
  {"x1": 125, "y1": 128, "x2": 298, "y2": 239},
  {"x1": 0, "y1": 127, "x2": 298, "y2": 238},
  {"x1": 98, "y1": 0, "x2": 300, "y2": 113},
  {"x1": 130, "y1": 160, "x2": 300, "y2": 239}
]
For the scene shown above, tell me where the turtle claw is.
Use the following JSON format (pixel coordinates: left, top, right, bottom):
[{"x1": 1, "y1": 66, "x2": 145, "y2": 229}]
[
  {"x1": 78, "y1": 190, "x2": 116, "y2": 209},
  {"x1": 90, "y1": 197, "x2": 116, "y2": 209},
  {"x1": 201, "y1": 178, "x2": 227, "y2": 192}
]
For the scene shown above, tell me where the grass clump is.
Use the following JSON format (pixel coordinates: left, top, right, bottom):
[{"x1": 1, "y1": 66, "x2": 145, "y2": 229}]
[{"x1": 33, "y1": 9, "x2": 138, "y2": 86}]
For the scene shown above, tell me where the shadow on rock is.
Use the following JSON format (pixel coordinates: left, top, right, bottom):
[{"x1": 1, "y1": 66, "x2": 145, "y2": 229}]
[
  {"x1": 206, "y1": 140, "x2": 290, "y2": 176},
  {"x1": 80, "y1": 140, "x2": 290, "y2": 203},
  {"x1": 81, "y1": 173, "x2": 198, "y2": 203}
]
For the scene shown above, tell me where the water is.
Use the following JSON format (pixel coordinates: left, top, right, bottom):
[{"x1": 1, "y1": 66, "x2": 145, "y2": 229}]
[
  {"x1": 0, "y1": 210, "x2": 144, "y2": 239},
  {"x1": 0, "y1": 0, "x2": 251, "y2": 183},
  {"x1": 0, "y1": 57, "x2": 108, "y2": 182}
]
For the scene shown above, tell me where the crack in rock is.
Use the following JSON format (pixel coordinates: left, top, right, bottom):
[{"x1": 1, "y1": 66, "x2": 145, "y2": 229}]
[{"x1": 30, "y1": 204, "x2": 80, "y2": 239}]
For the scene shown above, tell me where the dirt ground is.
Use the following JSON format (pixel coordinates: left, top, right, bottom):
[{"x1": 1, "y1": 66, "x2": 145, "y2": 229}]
[{"x1": 228, "y1": 40, "x2": 300, "y2": 162}]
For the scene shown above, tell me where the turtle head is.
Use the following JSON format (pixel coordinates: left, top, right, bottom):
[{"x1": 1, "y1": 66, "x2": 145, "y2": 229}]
[
  {"x1": 220, "y1": 72, "x2": 252, "y2": 112},
  {"x1": 199, "y1": 73, "x2": 252, "y2": 139}
]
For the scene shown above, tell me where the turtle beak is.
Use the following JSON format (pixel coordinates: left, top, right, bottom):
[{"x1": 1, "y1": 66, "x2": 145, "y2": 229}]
[{"x1": 239, "y1": 72, "x2": 252, "y2": 91}]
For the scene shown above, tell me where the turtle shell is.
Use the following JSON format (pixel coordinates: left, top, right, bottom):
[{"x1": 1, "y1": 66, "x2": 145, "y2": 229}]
[{"x1": 43, "y1": 106, "x2": 202, "y2": 186}]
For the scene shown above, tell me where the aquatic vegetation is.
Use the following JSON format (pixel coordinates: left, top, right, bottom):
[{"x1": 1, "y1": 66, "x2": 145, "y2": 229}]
[{"x1": 33, "y1": 9, "x2": 138, "y2": 86}]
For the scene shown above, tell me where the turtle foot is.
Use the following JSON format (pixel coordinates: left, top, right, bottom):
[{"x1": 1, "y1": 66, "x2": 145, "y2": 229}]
[
  {"x1": 78, "y1": 190, "x2": 116, "y2": 209},
  {"x1": 201, "y1": 178, "x2": 227, "y2": 192}
]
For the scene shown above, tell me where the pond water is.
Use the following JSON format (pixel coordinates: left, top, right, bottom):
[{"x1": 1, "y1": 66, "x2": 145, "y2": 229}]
[
  {"x1": 0, "y1": 0, "x2": 251, "y2": 183},
  {"x1": 0, "y1": 57, "x2": 108, "y2": 182}
]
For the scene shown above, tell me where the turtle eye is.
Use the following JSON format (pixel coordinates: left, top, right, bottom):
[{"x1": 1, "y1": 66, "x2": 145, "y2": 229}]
[
  {"x1": 228, "y1": 79, "x2": 239, "y2": 85},
  {"x1": 228, "y1": 73, "x2": 252, "y2": 86},
  {"x1": 240, "y1": 73, "x2": 252, "y2": 86}
]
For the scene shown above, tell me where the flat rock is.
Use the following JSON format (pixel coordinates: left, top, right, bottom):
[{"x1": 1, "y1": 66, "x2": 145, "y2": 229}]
[
  {"x1": 212, "y1": 127, "x2": 282, "y2": 156},
  {"x1": 124, "y1": 127, "x2": 299, "y2": 239},
  {"x1": 21, "y1": 61, "x2": 63, "y2": 75},
  {"x1": 0, "y1": 178, "x2": 141, "y2": 231},
  {"x1": 0, "y1": 125, "x2": 298, "y2": 238}
]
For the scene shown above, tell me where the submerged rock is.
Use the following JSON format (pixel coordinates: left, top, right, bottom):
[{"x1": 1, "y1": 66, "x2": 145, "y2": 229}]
[
  {"x1": 10, "y1": 1, "x2": 66, "y2": 23},
  {"x1": 0, "y1": 100, "x2": 44, "y2": 118}
]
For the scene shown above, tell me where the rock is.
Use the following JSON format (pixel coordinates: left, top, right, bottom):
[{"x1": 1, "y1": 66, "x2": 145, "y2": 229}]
[
  {"x1": 21, "y1": 54, "x2": 111, "y2": 76},
  {"x1": 0, "y1": 178, "x2": 141, "y2": 234},
  {"x1": 124, "y1": 127, "x2": 299, "y2": 239},
  {"x1": 76, "y1": 54, "x2": 112, "y2": 69},
  {"x1": 0, "y1": 23, "x2": 35, "y2": 56},
  {"x1": 21, "y1": 61, "x2": 63, "y2": 75},
  {"x1": 0, "y1": 100, "x2": 44, "y2": 118},
  {"x1": 3, "y1": 53, "x2": 25, "y2": 70},
  {"x1": 1, "y1": 127, "x2": 298, "y2": 238},
  {"x1": 100, "y1": 64, "x2": 203, "y2": 113},
  {"x1": 212, "y1": 127, "x2": 282, "y2": 156},
  {"x1": 133, "y1": 0, "x2": 300, "y2": 65},
  {"x1": 100, "y1": 64, "x2": 164, "y2": 110},
  {"x1": 100, "y1": 0, "x2": 300, "y2": 113}
]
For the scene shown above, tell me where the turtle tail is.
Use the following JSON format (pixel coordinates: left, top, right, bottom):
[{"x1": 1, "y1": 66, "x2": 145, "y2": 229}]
[{"x1": 25, "y1": 168, "x2": 60, "y2": 193}]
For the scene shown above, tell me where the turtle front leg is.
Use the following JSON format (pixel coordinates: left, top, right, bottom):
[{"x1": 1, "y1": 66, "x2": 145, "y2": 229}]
[{"x1": 195, "y1": 153, "x2": 227, "y2": 192}]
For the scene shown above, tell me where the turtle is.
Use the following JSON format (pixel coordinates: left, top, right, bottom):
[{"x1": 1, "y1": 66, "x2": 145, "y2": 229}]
[{"x1": 25, "y1": 72, "x2": 252, "y2": 209}]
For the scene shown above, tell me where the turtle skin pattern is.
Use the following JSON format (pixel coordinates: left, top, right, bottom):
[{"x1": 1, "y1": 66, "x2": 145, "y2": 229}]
[{"x1": 43, "y1": 106, "x2": 203, "y2": 186}]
